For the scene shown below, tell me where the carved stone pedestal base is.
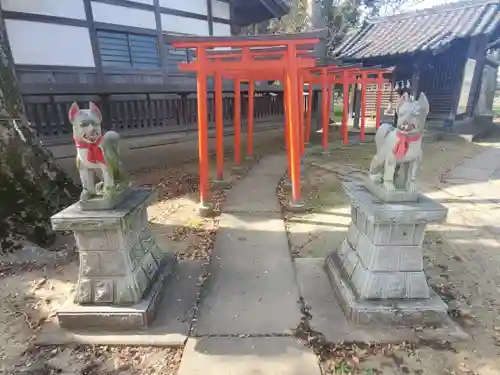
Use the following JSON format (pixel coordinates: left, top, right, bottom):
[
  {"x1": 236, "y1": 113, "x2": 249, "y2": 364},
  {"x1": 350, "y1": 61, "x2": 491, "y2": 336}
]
[
  {"x1": 57, "y1": 256, "x2": 175, "y2": 330},
  {"x1": 51, "y1": 188, "x2": 175, "y2": 330},
  {"x1": 325, "y1": 182, "x2": 449, "y2": 326},
  {"x1": 325, "y1": 252, "x2": 447, "y2": 326},
  {"x1": 231, "y1": 165, "x2": 245, "y2": 174},
  {"x1": 286, "y1": 200, "x2": 307, "y2": 213},
  {"x1": 198, "y1": 202, "x2": 215, "y2": 218},
  {"x1": 211, "y1": 180, "x2": 232, "y2": 190}
]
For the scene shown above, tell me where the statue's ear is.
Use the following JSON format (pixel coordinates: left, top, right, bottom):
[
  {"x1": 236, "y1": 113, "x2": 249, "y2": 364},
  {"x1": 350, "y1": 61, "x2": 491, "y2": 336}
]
[
  {"x1": 418, "y1": 92, "x2": 430, "y2": 117},
  {"x1": 68, "y1": 102, "x2": 80, "y2": 123},
  {"x1": 396, "y1": 92, "x2": 409, "y2": 115},
  {"x1": 89, "y1": 102, "x2": 103, "y2": 123}
]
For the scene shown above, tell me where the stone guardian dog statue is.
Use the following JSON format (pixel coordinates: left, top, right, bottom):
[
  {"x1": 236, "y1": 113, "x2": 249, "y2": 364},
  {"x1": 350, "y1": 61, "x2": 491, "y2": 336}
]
[
  {"x1": 69, "y1": 102, "x2": 129, "y2": 210},
  {"x1": 367, "y1": 92, "x2": 430, "y2": 201}
]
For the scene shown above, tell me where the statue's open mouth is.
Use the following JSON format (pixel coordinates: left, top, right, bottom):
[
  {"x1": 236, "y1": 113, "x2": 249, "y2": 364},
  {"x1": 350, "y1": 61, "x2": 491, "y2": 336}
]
[
  {"x1": 399, "y1": 122, "x2": 416, "y2": 132},
  {"x1": 82, "y1": 133, "x2": 100, "y2": 143}
]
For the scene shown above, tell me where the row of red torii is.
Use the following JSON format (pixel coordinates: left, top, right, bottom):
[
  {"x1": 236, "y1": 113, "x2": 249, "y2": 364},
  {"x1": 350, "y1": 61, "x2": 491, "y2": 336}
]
[{"x1": 170, "y1": 31, "x2": 393, "y2": 214}]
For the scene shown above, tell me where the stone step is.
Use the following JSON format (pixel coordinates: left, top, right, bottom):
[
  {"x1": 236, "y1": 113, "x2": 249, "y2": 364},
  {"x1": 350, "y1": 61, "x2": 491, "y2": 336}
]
[{"x1": 177, "y1": 337, "x2": 321, "y2": 375}]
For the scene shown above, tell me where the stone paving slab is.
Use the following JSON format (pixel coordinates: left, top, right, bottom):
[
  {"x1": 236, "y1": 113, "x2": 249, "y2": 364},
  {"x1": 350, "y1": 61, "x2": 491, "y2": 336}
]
[
  {"x1": 222, "y1": 176, "x2": 282, "y2": 213},
  {"x1": 438, "y1": 183, "x2": 500, "y2": 203},
  {"x1": 197, "y1": 155, "x2": 301, "y2": 335},
  {"x1": 195, "y1": 213, "x2": 302, "y2": 336},
  {"x1": 443, "y1": 147, "x2": 500, "y2": 184},
  {"x1": 444, "y1": 166, "x2": 493, "y2": 183},
  {"x1": 223, "y1": 155, "x2": 286, "y2": 214},
  {"x1": 35, "y1": 260, "x2": 204, "y2": 346},
  {"x1": 177, "y1": 337, "x2": 322, "y2": 375},
  {"x1": 459, "y1": 147, "x2": 500, "y2": 171},
  {"x1": 295, "y1": 258, "x2": 469, "y2": 343}
]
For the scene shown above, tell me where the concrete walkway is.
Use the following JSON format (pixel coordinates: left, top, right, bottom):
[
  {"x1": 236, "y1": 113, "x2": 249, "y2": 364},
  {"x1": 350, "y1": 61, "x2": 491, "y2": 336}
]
[
  {"x1": 177, "y1": 155, "x2": 321, "y2": 375},
  {"x1": 177, "y1": 146, "x2": 500, "y2": 374}
]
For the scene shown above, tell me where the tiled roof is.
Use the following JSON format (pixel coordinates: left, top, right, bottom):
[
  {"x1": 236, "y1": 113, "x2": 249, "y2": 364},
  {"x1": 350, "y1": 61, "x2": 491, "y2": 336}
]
[{"x1": 333, "y1": 0, "x2": 500, "y2": 60}]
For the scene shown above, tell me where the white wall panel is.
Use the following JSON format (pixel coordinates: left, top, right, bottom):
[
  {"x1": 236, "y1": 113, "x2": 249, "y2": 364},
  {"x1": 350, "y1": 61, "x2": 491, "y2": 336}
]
[
  {"x1": 159, "y1": 0, "x2": 207, "y2": 16},
  {"x1": 161, "y1": 14, "x2": 209, "y2": 36},
  {"x1": 213, "y1": 22, "x2": 231, "y2": 36},
  {"x1": 212, "y1": 1, "x2": 230, "y2": 20},
  {"x1": 5, "y1": 20, "x2": 95, "y2": 66},
  {"x1": 92, "y1": 2, "x2": 156, "y2": 30},
  {"x1": 1, "y1": 0, "x2": 86, "y2": 20}
]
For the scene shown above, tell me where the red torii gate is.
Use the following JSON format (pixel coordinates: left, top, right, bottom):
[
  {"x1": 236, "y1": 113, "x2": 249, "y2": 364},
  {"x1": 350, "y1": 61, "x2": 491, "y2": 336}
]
[
  {"x1": 171, "y1": 32, "x2": 322, "y2": 215},
  {"x1": 303, "y1": 65, "x2": 394, "y2": 149},
  {"x1": 211, "y1": 64, "x2": 394, "y2": 194},
  {"x1": 169, "y1": 31, "x2": 394, "y2": 216}
]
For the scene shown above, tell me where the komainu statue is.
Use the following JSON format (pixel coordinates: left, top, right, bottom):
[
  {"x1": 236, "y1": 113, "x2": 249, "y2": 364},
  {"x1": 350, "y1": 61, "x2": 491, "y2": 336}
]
[
  {"x1": 69, "y1": 102, "x2": 129, "y2": 209},
  {"x1": 369, "y1": 92, "x2": 430, "y2": 196}
]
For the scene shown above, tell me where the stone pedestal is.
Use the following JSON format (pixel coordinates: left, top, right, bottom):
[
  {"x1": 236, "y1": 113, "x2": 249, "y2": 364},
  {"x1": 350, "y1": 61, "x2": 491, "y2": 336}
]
[
  {"x1": 325, "y1": 182, "x2": 449, "y2": 326},
  {"x1": 51, "y1": 188, "x2": 176, "y2": 330}
]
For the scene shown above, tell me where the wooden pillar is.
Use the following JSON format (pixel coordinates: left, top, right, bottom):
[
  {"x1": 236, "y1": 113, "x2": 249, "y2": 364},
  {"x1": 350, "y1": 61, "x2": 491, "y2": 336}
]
[
  {"x1": 298, "y1": 74, "x2": 305, "y2": 155},
  {"x1": 411, "y1": 63, "x2": 421, "y2": 99},
  {"x1": 360, "y1": 73, "x2": 367, "y2": 141},
  {"x1": 285, "y1": 44, "x2": 302, "y2": 206},
  {"x1": 233, "y1": 79, "x2": 242, "y2": 165},
  {"x1": 375, "y1": 73, "x2": 383, "y2": 128},
  {"x1": 321, "y1": 70, "x2": 329, "y2": 151},
  {"x1": 195, "y1": 47, "x2": 212, "y2": 215},
  {"x1": 284, "y1": 83, "x2": 292, "y2": 179},
  {"x1": 206, "y1": 0, "x2": 214, "y2": 36},
  {"x1": 313, "y1": 90, "x2": 321, "y2": 139},
  {"x1": 353, "y1": 83, "x2": 362, "y2": 130},
  {"x1": 247, "y1": 80, "x2": 255, "y2": 158},
  {"x1": 349, "y1": 81, "x2": 356, "y2": 121},
  {"x1": 342, "y1": 71, "x2": 349, "y2": 144},
  {"x1": 466, "y1": 36, "x2": 489, "y2": 117},
  {"x1": 214, "y1": 72, "x2": 224, "y2": 182},
  {"x1": 306, "y1": 83, "x2": 313, "y2": 143},
  {"x1": 446, "y1": 51, "x2": 469, "y2": 130},
  {"x1": 327, "y1": 83, "x2": 332, "y2": 124}
]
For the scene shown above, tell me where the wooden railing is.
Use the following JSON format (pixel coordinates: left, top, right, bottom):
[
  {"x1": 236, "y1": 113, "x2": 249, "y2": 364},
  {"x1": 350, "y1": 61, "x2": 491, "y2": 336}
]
[{"x1": 24, "y1": 89, "x2": 296, "y2": 145}]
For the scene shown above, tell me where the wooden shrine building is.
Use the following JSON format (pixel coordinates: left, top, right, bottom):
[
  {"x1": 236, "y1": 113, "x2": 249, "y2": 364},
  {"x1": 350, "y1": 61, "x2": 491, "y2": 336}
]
[
  {"x1": 0, "y1": 0, "x2": 291, "y2": 145},
  {"x1": 333, "y1": 0, "x2": 500, "y2": 133}
]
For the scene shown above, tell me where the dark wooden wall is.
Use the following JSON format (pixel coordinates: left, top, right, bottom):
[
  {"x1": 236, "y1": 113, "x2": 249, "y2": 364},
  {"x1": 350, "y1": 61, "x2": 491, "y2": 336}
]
[
  {"x1": 1, "y1": 0, "x2": 309, "y2": 146},
  {"x1": 418, "y1": 44, "x2": 468, "y2": 119},
  {"x1": 351, "y1": 41, "x2": 482, "y2": 121},
  {"x1": 24, "y1": 88, "x2": 297, "y2": 146}
]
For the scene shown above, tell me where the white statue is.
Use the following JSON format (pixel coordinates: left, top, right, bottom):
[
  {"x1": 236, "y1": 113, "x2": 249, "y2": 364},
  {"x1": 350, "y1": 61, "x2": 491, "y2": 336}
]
[
  {"x1": 369, "y1": 92, "x2": 430, "y2": 193},
  {"x1": 69, "y1": 102, "x2": 129, "y2": 206}
]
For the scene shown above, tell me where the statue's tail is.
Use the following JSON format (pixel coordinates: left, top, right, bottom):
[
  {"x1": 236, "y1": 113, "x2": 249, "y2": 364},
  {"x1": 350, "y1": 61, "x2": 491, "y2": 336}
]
[
  {"x1": 102, "y1": 130, "x2": 120, "y2": 151},
  {"x1": 101, "y1": 131, "x2": 125, "y2": 181}
]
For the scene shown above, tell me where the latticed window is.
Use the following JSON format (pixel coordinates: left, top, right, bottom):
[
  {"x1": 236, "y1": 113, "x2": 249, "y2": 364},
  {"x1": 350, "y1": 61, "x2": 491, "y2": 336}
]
[{"x1": 97, "y1": 30, "x2": 160, "y2": 68}]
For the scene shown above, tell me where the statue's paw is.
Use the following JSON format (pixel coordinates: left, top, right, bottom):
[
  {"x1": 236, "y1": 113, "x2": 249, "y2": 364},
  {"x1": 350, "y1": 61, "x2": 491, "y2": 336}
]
[
  {"x1": 383, "y1": 181, "x2": 396, "y2": 192},
  {"x1": 95, "y1": 181, "x2": 104, "y2": 192},
  {"x1": 407, "y1": 182, "x2": 417, "y2": 193},
  {"x1": 369, "y1": 173, "x2": 381, "y2": 183},
  {"x1": 80, "y1": 190, "x2": 90, "y2": 201}
]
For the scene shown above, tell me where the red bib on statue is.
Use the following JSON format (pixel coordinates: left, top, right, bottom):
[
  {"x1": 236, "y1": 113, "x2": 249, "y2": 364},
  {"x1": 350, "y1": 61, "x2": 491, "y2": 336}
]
[
  {"x1": 73, "y1": 136, "x2": 106, "y2": 164},
  {"x1": 393, "y1": 132, "x2": 422, "y2": 159}
]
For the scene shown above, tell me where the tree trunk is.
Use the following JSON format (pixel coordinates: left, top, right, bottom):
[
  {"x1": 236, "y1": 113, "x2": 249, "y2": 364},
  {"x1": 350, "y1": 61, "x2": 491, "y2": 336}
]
[{"x1": 0, "y1": 11, "x2": 79, "y2": 253}]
